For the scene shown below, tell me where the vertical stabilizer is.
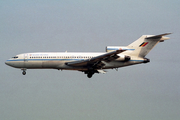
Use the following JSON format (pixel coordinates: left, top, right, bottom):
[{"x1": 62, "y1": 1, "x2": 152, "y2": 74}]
[{"x1": 126, "y1": 33, "x2": 171, "y2": 57}]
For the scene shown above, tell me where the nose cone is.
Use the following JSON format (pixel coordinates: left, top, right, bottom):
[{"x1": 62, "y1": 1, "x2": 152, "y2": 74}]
[
  {"x1": 5, "y1": 60, "x2": 10, "y2": 66},
  {"x1": 5, "y1": 59, "x2": 23, "y2": 68},
  {"x1": 5, "y1": 60, "x2": 14, "y2": 67}
]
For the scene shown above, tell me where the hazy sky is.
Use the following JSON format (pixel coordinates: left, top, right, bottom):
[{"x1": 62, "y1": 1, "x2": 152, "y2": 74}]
[{"x1": 1, "y1": 0, "x2": 180, "y2": 120}]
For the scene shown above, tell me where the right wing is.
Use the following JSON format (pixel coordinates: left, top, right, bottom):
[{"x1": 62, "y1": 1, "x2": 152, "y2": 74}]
[{"x1": 65, "y1": 49, "x2": 126, "y2": 69}]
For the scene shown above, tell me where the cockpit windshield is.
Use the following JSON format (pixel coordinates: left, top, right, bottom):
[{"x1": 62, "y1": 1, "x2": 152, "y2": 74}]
[{"x1": 12, "y1": 56, "x2": 18, "y2": 59}]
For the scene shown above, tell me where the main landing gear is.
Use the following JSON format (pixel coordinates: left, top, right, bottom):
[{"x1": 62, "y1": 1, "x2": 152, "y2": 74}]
[
  {"x1": 87, "y1": 73, "x2": 93, "y2": 78},
  {"x1": 85, "y1": 70, "x2": 95, "y2": 78},
  {"x1": 21, "y1": 69, "x2": 26, "y2": 75}
]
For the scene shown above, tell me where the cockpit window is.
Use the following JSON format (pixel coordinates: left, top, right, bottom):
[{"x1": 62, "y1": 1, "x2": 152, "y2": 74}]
[{"x1": 12, "y1": 56, "x2": 18, "y2": 59}]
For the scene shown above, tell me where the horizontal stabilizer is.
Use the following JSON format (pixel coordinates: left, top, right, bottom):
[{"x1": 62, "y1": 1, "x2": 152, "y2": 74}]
[{"x1": 146, "y1": 33, "x2": 171, "y2": 39}]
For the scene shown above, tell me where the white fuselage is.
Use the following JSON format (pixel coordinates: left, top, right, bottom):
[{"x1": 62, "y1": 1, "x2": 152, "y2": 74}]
[{"x1": 5, "y1": 52, "x2": 145, "y2": 71}]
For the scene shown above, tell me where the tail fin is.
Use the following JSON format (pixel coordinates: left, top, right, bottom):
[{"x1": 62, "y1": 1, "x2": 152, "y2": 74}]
[{"x1": 126, "y1": 33, "x2": 171, "y2": 57}]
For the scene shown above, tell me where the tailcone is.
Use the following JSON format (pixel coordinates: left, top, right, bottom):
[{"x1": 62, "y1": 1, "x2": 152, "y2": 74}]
[{"x1": 143, "y1": 58, "x2": 150, "y2": 63}]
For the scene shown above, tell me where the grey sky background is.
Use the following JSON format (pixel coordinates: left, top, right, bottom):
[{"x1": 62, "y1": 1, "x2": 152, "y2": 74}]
[{"x1": 1, "y1": 0, "x2": 180, "y2": 120}]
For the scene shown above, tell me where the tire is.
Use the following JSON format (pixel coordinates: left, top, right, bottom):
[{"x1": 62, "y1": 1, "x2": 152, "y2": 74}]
[
  {"x1": 22, "y1": 71, "x2": 26, "y2": 75},
  {"x1": 87, "y1": 74, "x2": 92, "y2": 78}
]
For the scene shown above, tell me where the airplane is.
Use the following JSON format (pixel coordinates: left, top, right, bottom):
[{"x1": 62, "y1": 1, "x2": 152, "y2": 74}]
[{"x1": 5, "y1": 33, "x2": 171, "y2": 78}]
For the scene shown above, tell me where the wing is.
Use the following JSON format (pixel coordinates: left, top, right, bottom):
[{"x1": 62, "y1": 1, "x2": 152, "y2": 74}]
[{"x1": 65, "y1": 49, "x2": 126, "y2": 69}]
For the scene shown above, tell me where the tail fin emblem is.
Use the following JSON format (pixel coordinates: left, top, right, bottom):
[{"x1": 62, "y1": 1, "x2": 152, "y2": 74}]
[{"x1": 139, "y1": 42, "x2": 149, "y2": 47}]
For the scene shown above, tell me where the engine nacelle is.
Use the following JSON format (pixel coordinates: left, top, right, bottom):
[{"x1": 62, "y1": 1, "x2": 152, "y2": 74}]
[
  {"x1": 106, "y1": 46, "x2": 129, "y2": 52},
  {"x1": 106, "y1": 46, "x2": 131, "y2": 61},
  {"x1": 116, "y1": 54, "x2": 131, "y2": 62}
]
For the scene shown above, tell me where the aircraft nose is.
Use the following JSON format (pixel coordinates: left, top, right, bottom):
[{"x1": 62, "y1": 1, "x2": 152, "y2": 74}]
[
  {"x1": 5, "y1": 61, "x2": 9, "y2": 65},
  {"x1": 5, "y1": 60, "x2": 12, "y2": 66}
]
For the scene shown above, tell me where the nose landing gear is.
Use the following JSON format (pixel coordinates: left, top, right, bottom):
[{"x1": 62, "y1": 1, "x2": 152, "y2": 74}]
[
  {"x1": 21, "y1": 69, "x2": 27, "y2": 75},
  {"x1": 22, "y1": 71, "x2": 26, "y2": 75}
]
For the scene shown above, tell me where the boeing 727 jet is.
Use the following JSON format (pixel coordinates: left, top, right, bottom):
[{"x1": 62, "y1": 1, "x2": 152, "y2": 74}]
[{"x1": 5, "y1": 33, "x2": 171, "y2": 78}]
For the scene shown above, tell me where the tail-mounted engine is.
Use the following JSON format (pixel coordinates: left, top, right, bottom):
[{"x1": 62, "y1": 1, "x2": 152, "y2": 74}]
[
  {"x1": 117, "y1": 54, "x2": 131, "y2": 61},
  {"x1": 106, "y1": 46, "x2": 129, "y2": 52},
  {"x1": 106, "y1": 46, "x2": 131, "y2": 61}
]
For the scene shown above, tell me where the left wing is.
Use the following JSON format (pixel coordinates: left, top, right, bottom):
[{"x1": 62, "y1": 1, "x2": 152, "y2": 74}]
[{"x1": 65, "y1": 49, "x2": 125, "y2": 69}]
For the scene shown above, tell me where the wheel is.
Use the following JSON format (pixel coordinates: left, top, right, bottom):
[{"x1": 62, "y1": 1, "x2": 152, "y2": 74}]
[
  {"x1": 22, "y1": 71, "x2": 26, "y2": 75},
  {"x1": 87, "y1": 74, "x2": 92, "y2": 78}
]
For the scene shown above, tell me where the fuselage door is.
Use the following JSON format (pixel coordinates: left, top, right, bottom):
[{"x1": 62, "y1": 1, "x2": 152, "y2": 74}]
[{"x1": 24, "y1": 54, "x2": 28, "y2": 62}]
